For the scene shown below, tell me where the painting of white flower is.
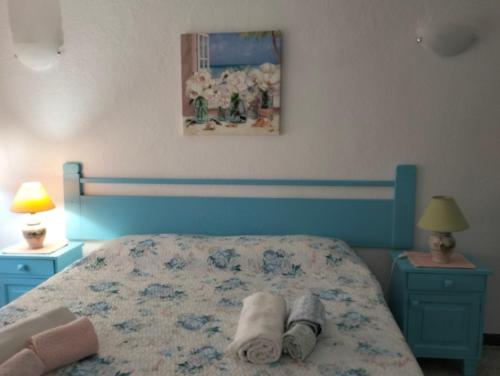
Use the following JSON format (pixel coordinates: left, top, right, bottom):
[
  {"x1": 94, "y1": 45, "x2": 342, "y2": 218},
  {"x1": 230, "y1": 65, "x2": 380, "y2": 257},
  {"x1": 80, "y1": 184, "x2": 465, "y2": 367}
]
[{"x1": 181, "y1": 31, "x2": 282, "y2": 135}]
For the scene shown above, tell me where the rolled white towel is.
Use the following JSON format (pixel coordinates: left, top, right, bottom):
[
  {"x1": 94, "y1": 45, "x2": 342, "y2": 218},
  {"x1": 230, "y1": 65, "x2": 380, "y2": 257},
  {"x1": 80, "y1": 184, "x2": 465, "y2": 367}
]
[{"x1": 226, "y1": 292, "x2": 286, "y2": 364}]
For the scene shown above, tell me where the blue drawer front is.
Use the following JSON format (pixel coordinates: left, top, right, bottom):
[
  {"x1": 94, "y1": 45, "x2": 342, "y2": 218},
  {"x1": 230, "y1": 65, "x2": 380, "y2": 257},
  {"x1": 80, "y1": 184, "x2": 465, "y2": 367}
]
[
  {"x1": 408, "y1": 273, "x2": 485, "y2": 292},
  {"x1": 0, "y1": 242, "x2": 84, "y2": 308},
  {"x1": 407, "y1": 293, "x2": 481, "y2": 358},
  {"x1": 0, "y1": 277, "x2": 46, "y2": 306},
  {"x1": 0, "y1": 259, "x2": 55, "y2": 276},
  {"x1": 7, "y1": 284, "x2": 34, "y2": 301}
]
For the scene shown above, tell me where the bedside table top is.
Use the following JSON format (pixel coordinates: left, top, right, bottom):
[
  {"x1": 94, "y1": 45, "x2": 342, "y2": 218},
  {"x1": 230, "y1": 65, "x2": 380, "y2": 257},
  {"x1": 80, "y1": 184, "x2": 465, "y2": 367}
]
[
  {"x1": 0, "y1": 242, "x2": 83, "y2": 260},
  {"x1": 390, "y1": 250, "x2": 491, "y2": 275}
]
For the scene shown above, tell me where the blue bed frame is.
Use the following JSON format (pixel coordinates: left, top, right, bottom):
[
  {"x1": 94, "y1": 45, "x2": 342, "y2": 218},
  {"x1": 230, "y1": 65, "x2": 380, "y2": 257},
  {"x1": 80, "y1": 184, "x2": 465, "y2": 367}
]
[{"x1": 63, "y1": 162, "x2": 416, "y2": 249}]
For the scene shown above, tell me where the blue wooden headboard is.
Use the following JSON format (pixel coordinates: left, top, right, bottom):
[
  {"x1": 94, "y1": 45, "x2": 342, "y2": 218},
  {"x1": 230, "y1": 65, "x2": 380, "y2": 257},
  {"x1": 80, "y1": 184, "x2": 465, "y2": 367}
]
[{"x1": 63, "y1": 162, "x2": 416, "y2": 249}]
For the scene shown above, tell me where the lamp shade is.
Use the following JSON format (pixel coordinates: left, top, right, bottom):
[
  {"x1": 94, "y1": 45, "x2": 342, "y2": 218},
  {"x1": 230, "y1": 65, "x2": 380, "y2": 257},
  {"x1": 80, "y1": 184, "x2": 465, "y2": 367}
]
[
  {"x1": 417, "y1": 196, "x2": 469, "y2": 233},
  {"x1": 10, "y1": 182, "x2": 55, "y2": 214},
  {"x1": 8, "y1": 0, "x2": 64, "y2": 71},
  {"x1": 417, "y1": 25, "x2": 477, "y2": 58}
]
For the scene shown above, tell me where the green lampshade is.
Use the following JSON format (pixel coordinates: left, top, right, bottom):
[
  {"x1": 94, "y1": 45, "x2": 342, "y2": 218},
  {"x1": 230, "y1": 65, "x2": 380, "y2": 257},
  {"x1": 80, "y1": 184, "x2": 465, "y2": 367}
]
[{"x1": 417, "y1": 196, "x2": 469, "y2": 233}]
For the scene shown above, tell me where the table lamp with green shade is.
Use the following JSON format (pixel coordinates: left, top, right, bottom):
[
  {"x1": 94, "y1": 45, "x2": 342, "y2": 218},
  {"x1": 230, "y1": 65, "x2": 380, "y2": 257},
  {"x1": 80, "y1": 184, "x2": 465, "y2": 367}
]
[
  {"x1": 417, "y1": 195, "x2": 469, "y2": 264},
  {"x1": 10, "y1": 182, "x2": 56, "y2": 250}
]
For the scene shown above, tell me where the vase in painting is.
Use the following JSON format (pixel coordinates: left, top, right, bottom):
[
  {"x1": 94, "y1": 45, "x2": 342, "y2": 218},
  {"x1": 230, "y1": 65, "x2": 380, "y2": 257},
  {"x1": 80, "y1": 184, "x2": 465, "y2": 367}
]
[
  {"x1": 217, "y1": 107, "x2": 228, "y2": 122},
  {"x1": 259, "y1": 90, "x2": 273, "y2": 120},
  {"x1": 229, "y1": 93, "x2": 247, "y2": 123},
  {"x1": 193, "y1": 96, "x2": 208, "y2": 124}
]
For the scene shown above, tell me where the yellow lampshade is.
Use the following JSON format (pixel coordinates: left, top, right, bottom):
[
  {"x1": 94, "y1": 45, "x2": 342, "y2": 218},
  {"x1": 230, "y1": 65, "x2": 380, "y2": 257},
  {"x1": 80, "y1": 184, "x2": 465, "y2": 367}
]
[
  {"x1": 417, "y1": 195, "x2": 469, "y2": 233},
  {"x1": 10, "y1": 182, "x2": 56, "y2": 214}
]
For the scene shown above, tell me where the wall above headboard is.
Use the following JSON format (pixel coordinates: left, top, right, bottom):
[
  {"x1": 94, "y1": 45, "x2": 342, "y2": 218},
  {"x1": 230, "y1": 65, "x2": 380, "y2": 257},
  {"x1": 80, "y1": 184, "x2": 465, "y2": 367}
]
[{"x1": 63, "y1": 162, "x2": 416, "y2": 249}]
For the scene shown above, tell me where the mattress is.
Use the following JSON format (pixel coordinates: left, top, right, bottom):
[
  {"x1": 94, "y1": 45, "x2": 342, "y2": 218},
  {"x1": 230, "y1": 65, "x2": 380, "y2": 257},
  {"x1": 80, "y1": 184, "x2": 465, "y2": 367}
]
[{"x1": 0, "y1": 235, "x2": 423, "y2": 375}]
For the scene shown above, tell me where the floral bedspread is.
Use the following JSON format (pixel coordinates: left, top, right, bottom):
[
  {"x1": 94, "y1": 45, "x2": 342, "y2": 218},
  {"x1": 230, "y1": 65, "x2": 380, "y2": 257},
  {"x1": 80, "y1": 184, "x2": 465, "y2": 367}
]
[{"x1": 0, "y1": 235, "x2": 422, "y2": 376}]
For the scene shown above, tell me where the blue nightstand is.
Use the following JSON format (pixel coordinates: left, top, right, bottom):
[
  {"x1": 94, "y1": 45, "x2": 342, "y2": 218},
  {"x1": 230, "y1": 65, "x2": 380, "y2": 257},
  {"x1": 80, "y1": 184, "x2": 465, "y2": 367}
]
[
  {"x1": 389, "y1": 250, "x2": 490, "y2": 376},
  {"x1": 0, "y1": 242, "x2": 83, "y2": 307}
]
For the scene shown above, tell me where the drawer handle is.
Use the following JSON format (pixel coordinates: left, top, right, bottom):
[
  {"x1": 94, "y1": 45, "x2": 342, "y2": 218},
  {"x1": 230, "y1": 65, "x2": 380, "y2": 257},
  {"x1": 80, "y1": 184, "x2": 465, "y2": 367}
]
[
  {"x1": 411, "y1": 300, "x2": 420, "y2": 307},
  {"x1": 17, "y1": 264, "x2": 29, "y2": 272},
  {"x1": 443, "y1": 279, "x2": 454, "y2": 288}
]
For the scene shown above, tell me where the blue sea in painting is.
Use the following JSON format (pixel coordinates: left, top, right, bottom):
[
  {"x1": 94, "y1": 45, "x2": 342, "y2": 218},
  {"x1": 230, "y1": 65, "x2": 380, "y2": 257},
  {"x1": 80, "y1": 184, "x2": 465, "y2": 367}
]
[
  {"x1": 209, "y1": 64, "x2": 259, "y2": 78},
  {"x1": 208, "y1": 32, "x2": 281, "y2": 78}
]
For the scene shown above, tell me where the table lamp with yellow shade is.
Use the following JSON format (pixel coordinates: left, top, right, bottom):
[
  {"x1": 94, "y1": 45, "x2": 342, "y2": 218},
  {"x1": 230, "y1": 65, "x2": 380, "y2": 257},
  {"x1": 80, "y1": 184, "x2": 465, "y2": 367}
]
[
  {"x1": 417, "y1": 195, "x2": 469, "y2": 264},
  {"x1": 10, "y1": 182, "x2": 55, "y2": 250}
]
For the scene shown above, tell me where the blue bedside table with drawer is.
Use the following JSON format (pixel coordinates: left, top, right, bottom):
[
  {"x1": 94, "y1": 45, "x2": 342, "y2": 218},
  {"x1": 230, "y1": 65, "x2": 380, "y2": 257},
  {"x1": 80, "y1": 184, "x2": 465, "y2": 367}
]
[
  {"x1": 389, "y1": 250, "x2": 490, "y2": 376},
  {"x1": 0, "y1": 242, "x2": 83, "y2": 307}
]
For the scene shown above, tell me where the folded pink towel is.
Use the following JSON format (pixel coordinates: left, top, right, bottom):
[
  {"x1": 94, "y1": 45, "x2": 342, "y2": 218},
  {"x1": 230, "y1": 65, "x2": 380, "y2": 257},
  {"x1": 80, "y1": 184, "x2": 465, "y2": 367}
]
[
  {"x1": 0, "y1": 306, "x2": 76, "y2": 364},
  {"x1": 0, "y1": 349, "x2": 44, "y2": 376},
  {"x1": 29, "y1": 317, "x2": 99, "y2": 372}
]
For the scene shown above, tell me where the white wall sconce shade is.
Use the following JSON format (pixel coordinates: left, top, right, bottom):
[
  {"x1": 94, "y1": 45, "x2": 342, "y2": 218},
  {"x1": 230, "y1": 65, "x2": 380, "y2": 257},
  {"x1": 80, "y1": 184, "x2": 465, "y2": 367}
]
[
  {"x1": 7, "y1": 0, "x2": 64, "y2": 71},
  {"x1": 416, "y1": 25, "x2": 478, "y2": 58}
]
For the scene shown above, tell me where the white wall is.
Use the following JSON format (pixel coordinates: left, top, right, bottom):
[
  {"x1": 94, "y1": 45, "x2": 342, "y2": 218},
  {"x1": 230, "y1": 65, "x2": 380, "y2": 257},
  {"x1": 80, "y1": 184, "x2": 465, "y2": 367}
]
[{"x1": 0, "y1": 0, "x2": 499, "y2": 332}]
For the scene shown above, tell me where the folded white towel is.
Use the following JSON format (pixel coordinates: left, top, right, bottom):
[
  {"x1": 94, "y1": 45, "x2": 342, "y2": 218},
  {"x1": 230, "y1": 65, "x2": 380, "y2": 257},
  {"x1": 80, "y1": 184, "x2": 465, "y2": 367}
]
[
  {"x1": 0, "y1": 306, "x2": 76, "y2": 364},
  {"x1": 226, "y1": 292, "x2": 286, "y2": 364}
]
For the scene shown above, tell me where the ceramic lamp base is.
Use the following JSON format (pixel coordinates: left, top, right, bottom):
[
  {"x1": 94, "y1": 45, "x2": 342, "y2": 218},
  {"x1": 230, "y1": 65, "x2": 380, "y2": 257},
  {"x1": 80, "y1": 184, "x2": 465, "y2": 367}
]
[
  {"x1": 428, "y1": 232, "x2": 456, "y2": 264},
  {"x1": 22, "y1": 222, "x2": 47, "y2": 250}
]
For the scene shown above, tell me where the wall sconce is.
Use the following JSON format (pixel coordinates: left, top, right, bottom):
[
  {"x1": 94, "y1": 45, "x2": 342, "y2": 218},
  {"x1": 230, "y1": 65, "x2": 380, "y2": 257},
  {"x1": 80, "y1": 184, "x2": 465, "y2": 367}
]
[
  {"x1": 7, "y1": 0, "x2": 64, "y2": 71},
  {"x1": 416, "y1": 25, "x2": 478, "y2": 58}
]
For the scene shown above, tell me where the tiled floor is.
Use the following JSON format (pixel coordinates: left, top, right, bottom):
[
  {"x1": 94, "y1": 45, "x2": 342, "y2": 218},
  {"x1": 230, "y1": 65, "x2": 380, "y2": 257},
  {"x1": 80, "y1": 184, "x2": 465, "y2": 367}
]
[{"x1": 419, "y1": 347, "x2": 500, "y2": 375}]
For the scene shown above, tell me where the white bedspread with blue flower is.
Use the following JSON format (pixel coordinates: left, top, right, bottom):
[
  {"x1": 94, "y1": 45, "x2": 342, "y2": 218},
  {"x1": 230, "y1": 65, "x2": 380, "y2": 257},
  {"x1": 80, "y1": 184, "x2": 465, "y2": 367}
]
[{"x1": 0, "y1": 235, "x2": 422, "y2": 376}]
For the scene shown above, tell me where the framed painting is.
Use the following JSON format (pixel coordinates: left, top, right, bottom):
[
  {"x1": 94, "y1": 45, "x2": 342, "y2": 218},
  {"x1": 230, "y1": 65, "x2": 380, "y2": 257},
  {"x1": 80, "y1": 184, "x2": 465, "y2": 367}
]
[{"x1": 181, "y1": 31, "x2": 282, "y2": 135}]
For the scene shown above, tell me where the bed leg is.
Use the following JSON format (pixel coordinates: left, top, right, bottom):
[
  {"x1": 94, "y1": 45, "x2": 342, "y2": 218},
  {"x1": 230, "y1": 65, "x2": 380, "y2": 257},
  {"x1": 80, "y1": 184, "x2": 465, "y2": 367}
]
[{"x1": 463, "y1": 359, "x2": 478, "y2": 376}]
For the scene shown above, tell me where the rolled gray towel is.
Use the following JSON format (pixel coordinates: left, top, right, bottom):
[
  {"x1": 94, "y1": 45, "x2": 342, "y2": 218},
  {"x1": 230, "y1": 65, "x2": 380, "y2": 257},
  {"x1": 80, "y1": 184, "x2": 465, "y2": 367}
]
[
  {"x1": 282, "y1": 323, "x2": 317, "y2": 361},
  {"x1": 286, "y1": 293, "x2": 325, "y2": 335},
  {"x1": 283, "y1": 293, "x2": 325, "y2": 361}
]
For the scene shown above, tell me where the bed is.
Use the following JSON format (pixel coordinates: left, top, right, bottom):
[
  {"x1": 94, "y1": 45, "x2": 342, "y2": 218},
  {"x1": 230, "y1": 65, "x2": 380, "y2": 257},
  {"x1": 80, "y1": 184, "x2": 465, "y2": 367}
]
[{"x1": 0, "y1": 163, "x2": 423, "y2": 375}]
